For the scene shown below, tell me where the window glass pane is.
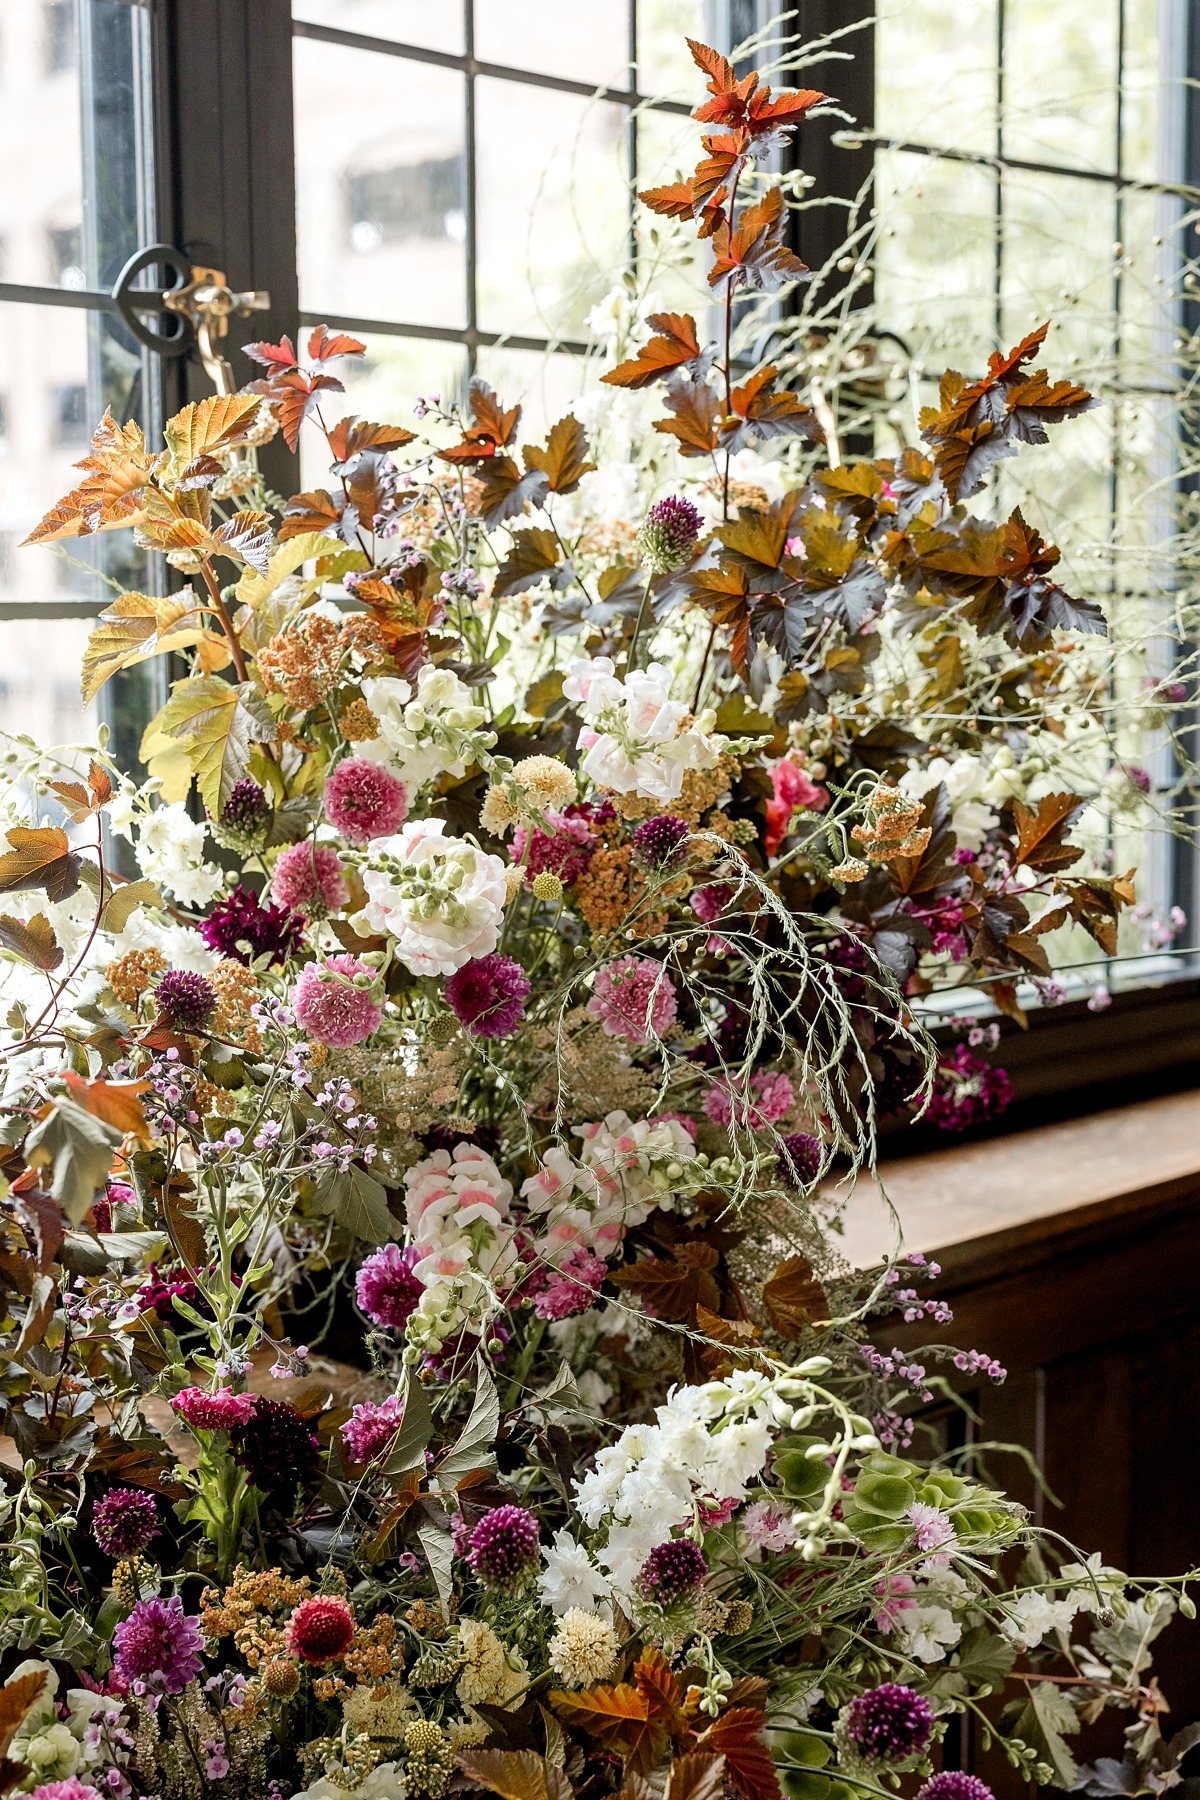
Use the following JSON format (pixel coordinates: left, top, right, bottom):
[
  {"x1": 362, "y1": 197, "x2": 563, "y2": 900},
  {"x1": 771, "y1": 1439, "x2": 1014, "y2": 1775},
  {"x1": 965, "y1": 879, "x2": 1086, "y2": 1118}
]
[
  {"x1": 294, "y1": 39, "x2": 467, "y2": 329},
  {"x1": 873, "y1": 149, "x2": 997, "y2": 373},
  {"x1": 297, "y1": 334, "x2": 468, "y2": 492},
  {"x1": 0, "y1": 615, "x2": 98, "y2": 744},
  {"x1": 292, "y1": 0, "x2": 463, "y2": 55},
  {"x1": 635, "y1": 106, "x2": 709, "y2": 312},
  {"x1": 1002, "y1": 0, "x2": 1119, "y2": 173},
  {"x1": 475, "y1": 2, "x2": 630, "y2": 87},
  {"x1": 475, "y1": 79, "x2": 629, "y2": 338},
  {"x1": 875, "y1": 0, "x2": 997, "y2": 157},
  {"x1": 636, "y1": 0, "x2": 707, "y2": 99},
  {"x1": 1000, "y1": 167, "x2": 1117, "y2": 367},
  {"x1": 1121, "y1": 0, "x2": 1179, "y2": 184},
  {"x1": 0, "y1": 0, "x2": 152, "y2": 291},
  {"x1": 473, "y1": 345, "x2": 591, "y2": 442}
]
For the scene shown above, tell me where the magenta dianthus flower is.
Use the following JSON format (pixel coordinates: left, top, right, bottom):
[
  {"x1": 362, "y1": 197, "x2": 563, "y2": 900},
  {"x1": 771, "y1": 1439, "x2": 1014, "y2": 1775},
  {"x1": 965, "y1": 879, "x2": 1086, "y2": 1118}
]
[
  {"x1": 466, "y1": 1504, "x2": 541, "y2": 1589},
  {"x1": 532, "y1": 1251, "x2": 607, "y2": 1321},
  {"x1": 293, "y1": 954, "x2": 383, "y2": 1047},
  {"x1": 355, "y1": 1242, "x2": 424, "y2": 1330},
  {"x1": 171, "y1": 1386, "x2": 256, "y2": 1431},
  {"x1": 271, "y1": 842, "x2": 349, "y2": 918},
  {"x1": 444, "y1": 953, "x2": 530, "y2": 1039},
  {"x1": 845, "y1": 1684, "x2": 934, "y2": 1765},
  {"x1": 200, "y1": 884, "x2": 304, "y2": 965},
  {"x1": 703, "y1": 1068, "x2": 794, "y2": 1130},
  {"x1": 324, "y1": 756, "x2": 409, "y2": 844},
  {"x1": 113, "y1": 1595, "x2": 204, "y2": 1694},
  {"x1": 925, "y1": 1046, "x2": 1012, "y2": 1134},
  {"x1": 916, "y1": 1777, "x2": 995, "y2": 1800},
  {"x1": 341, "y1": 1393, "x2": 407, "y2": 1465},
  {"x1": 93, "y1": 1486, "x2": 159, "y2": 1557},
  {"x1": 587, "y1": 955, "x2": 677, "y2": 1043}
]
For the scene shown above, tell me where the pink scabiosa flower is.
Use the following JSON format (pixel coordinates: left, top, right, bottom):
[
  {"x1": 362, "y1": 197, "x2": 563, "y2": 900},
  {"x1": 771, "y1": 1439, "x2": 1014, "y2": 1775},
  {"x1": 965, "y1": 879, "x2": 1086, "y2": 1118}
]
[
  {"x1": 512, "y1": 810, "x2": 597, "y2": 886},
  {"x1": 909, "y1": 1500, "x2": 957, "y2": 1567},
  {"x1": 271, "y1": 842, "x2": 349, "y2": 918},
  {"x1": 341, "y1": 1393, "x2": 406, "y2": 1465},
  {"x1": 92, "y1": 1487, "x2": 159, "y2": 1557},
  {"x1": 285, "y1": 1595, "x2": 356, "y2": 1664},
  {"x1": 324, "y1": 756, "x2": 409, "y2": 844},
  {"x1": 355, "y1": 1242, "x2": 423, "y2": 1330},
  {"x1": 292, "y1": 954, "x2": 383, "y2": 1047},
  {"x1": 466, "y1": 1505, "x2": 541, "y2": 1590},
  {"x1": 112, "y1": 1595, "x2": 204, "y2": 1693},
  {"x1": 532, "y1": 1250, "x2": 607, "y2": 1321},
  {"x1": 444, "y1": 953, "x2": 530, "y2": 1040},
  {"x1": 587, "y1": 955, "x2": 677, "y2": 1043},
  {"x1": 703, "y1": 1069, "x2": 794, "y2": 1130},
  {"x1": 171, "y1": 1386, "x2": 256, "y2": 1432}
]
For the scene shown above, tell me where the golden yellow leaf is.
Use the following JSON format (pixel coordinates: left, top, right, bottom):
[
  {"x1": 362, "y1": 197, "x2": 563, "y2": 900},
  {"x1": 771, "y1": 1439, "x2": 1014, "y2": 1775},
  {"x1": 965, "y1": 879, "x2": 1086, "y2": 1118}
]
[{"x1": 164, "y1": 393, "x2": 262, "y2": 465}]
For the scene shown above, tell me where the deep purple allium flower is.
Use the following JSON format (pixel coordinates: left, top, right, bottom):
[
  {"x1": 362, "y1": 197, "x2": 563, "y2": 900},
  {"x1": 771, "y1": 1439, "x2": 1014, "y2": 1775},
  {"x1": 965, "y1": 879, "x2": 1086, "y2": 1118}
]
[
  {"x1": 637, "y1": 495, "x2": 704, "y2": 573},
  {"x1": 632, "y1": 814, "x2": 689, "y2": 869},
  {"x1": 778, "y1": 1131, "x2": 822, "y2": 1189},
  {"x1": 112, "y1": 1595, "x2": 204, "y2": 1694},
  {"x1": 846, "y1": 1685, "x2": 934, "y2": 1765},
  {"x1": 200, "y1": 883, "x2": 305, "y2": 966},
  {"x1": 925, "y1": 1046, "x2": 1013, "y2": 1134},
  {"x1": 341, "y1": 1393, "x2": 406, "y2": 1465},
  {"x1": 639, "y1": 1537, "x2": 708, "y2": 1602},
  {"x1": 154, "y1": 969, "x2": 216, "y2": 1031},
  {"x1": 293, "y1": 953, "x2": 384, "y2": 1047},
  {"x1": 916, "y1": 1778, "x2": 995, "y2": 1800},
  {"x1": 444, "y1": 953, "x2": 531, "y2": 1039},
  {"x1": 324, "y1": 756, "x2": 409, "y2": 844},
  {"x1": 92, "y1": 1486, "x2": 159, "y2": 1557},
  {"x1": 213, "y1": 777, "x2": 272, "y2": 852},
  {"x1": 231, "y1": 1397, "x2": 321, "y2": 1510},
  {"x1": 271, "y1": 841, "x2": 349, "y2": 919},
  {"x1": 356, "y1": 1241, "x2": 424, "y2": 1330},
  {"x1": 466, "y1": 1504, "x2": 541, "y2": 1589}
]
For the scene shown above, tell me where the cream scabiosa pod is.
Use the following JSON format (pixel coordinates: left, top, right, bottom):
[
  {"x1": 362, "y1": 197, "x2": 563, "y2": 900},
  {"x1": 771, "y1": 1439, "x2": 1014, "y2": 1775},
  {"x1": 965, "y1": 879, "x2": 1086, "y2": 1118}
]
[{"x1": 358, "y1": 817, "x2": 508, "y2": 976}]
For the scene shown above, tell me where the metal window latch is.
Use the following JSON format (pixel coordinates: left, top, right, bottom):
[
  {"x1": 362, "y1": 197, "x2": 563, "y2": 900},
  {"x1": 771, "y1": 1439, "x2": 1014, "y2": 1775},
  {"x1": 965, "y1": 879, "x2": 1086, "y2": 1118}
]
[{"x1": 111, "y1": 243, "x2": 270, "y2": 395}]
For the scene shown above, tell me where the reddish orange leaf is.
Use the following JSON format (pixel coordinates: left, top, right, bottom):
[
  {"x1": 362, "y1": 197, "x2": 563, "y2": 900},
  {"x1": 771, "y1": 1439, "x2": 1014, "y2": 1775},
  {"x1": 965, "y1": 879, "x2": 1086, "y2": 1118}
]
[
  {"x1": 762, "y1": 1255, "x2": 829, "y2": 1337},
  {"x1": 697, "y1": 1706, "x2": 782, "y2": 1800},
  {"x1": 602, "y1": 313, "x2": 704, "y2": 390},
  {"x1": 307, "y1": 324, "x2": 366, "y2": 361}
]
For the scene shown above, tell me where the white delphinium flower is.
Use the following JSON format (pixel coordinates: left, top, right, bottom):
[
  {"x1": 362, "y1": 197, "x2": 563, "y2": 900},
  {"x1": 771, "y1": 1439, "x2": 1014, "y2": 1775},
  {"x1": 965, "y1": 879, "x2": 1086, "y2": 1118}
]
[
  {"x1": 358, "y1": 817, "x2": 508, "y2": 975},
  {"x1": 135, "y1": 802, "x2": 223, "y2": 907},
  {"x1": 547, "y1": 1609, "x2": 620, "y2": 1687},
  {"x1": 357, "y1": 664, "x2": 493, "y2": 790}
]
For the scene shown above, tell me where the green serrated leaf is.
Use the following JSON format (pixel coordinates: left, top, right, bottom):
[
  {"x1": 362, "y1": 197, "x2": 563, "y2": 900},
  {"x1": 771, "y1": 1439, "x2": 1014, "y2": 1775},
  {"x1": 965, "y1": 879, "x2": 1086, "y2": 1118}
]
[
  {"x1": 417, "y1": 1518, "x2": 456, "y2": 1609},
  {"x1": 438, "y1": 1360, "x2": 500, "y2": 1486},
  {"x1": 310, "y1": 1163, "x2": 398, "y2": 1243},
  {"x1": 382, "y1": 1369, "x2": 433, "y2": 1477}
]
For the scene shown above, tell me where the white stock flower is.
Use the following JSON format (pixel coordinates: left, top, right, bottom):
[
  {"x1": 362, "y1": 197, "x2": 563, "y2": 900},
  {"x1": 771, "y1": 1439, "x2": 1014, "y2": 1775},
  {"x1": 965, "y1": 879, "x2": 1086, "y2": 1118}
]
[
  {"x1": 359, "y1": 817, "x2": 507, "y2": 975},
  {"x1": 359, "y1": 664, "x2": 492, "y2": 790},
  {"x1": 901, "y1": 755, "x2": 996, "y2": 851},
  {"x1": 563, "y1": 657, "x2": 722, "y2": 805},
  {"x1": 135, "y1": 802, "x2": 223, "y2": 908},
  {"x1": 538, "y1": 1528, "x2": 612, "y2": 1615},
  {"x1": 1000, "y1": 1590, "x2": 1079, "y2": 1649}
]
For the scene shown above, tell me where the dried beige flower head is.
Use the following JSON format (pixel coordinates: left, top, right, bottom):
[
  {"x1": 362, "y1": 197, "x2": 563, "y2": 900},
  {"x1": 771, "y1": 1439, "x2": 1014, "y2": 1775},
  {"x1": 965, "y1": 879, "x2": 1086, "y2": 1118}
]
[
  {"x1": 455, "y1": 1619, "x2": 527, "y2": 1708},
  {"x1": 480, "y1": 784, "x2": 521, "y2": 836},
  {"x1": 512, "y1": 754, "x2": 577, "y2": 811},
  {"x1": 547, "y1": 1608, "x2": 620, "y2": 1688}
]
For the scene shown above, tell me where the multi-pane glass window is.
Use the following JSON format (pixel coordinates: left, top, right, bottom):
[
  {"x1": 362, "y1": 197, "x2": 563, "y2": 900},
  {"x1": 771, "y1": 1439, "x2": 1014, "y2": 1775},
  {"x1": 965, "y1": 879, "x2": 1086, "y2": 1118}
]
[
  {"x1": 0, "y1": 0, "x2": 160, "y2": 764},
  {"x1": 289, "y1": 0, "x2": 706, "y2": 460},
  {"x1": 870, "y1": 0, "x2": 1194, "y2": 983}
]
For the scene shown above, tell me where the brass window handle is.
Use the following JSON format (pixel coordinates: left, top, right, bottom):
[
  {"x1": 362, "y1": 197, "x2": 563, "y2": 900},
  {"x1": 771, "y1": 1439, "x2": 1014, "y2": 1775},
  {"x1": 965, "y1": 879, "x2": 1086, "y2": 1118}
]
[{"x1": 111, "y1": 243, "x2": 270, "y2": 395}]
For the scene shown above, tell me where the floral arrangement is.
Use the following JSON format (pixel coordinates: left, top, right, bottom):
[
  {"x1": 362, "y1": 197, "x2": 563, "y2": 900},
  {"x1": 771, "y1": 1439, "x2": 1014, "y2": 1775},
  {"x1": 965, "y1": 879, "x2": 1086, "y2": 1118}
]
[{"x1": 0, "y1": 34, "x2": 1193, "y2": 1800}]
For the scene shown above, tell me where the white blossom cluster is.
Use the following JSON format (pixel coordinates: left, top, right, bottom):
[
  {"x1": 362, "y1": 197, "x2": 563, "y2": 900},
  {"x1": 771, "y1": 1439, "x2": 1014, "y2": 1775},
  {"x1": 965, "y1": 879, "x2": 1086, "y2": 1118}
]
[
  {"x1": 562, "y1": 656, "x2": 722, "y2": 804},
  {"x1": 357, "y1": 664, "x2": 494, "y2": 791}
]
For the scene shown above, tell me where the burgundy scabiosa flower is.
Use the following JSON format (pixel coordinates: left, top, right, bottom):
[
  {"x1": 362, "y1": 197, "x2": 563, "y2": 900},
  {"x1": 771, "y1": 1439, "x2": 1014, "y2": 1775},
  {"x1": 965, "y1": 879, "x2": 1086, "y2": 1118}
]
[
  {"x1": 232, "y1": 1397, "x2": 321, "y2": 1509},
  {"x1": 285, "y1": 1595, "x2": 356, "y2": 1664},
  {"x1": 444, "y1": 953, "x2": 530, "y2": 1040},
  {"x1": 200, "y1": 884, "x2": 305, "y2": 965},
  {"x1": 356, "y1": 1242, "x2": 423, "y2": 1330},
  {"x1": 112, "y1": 1595, "x2": 204, "y2": 1693},
  {"x1": 138, "y1": 1262, "x2": 207, "y2": 1325},
  {"x1": 292, "y1": 954, "x2": 384, "y2": 1047},
  {"x1": 925, "y1": 1046, "x2": 1013, "y2": 1134},
  {"x1": 154, "y1": 969, "x2": 216, "y2": 1031},
  {"x1": 170, "y1": 1386, "x2": 256, "y2": 1432},
  {"x1": 844, "y1": 1684, "x2": 934, "y2": 1766},
  {"x1": 324, "y1": 756, "x2": 409, "y2": 844},
  {"x1": 271, "y1": 842, "x2": 349, "y2": 919},
  {"x1": 341, "y1": 1393, "x2": 406, "y2": 1465},
  {"x1": 778, "y1": 1131, "x2": 822, "y2": 1188},
  {"x1": 916, "y1": 1777, "x2": 995, "y2": 1800},
  {"x1": 637, "y1": 495, "x2": 704, "y2": 573},
  {"x1": 632, "y1": 814, "x2": 689, "y2": 870},
  {"x1": 92, "y1": 1486, "x2": 159, "y2": 1557},
  {"x1": 639, "y1": 1538, "x2": 708, "y2": 1602},
  {"x1": 512, "y1": 810, "x2": 597, "y2": 887},
  {"x1": 212, "y1": 777, "x2": 272, "y2": 853},
  {"x1": 466, "y1": 1504, "x2": 541, "y2": 1590}
]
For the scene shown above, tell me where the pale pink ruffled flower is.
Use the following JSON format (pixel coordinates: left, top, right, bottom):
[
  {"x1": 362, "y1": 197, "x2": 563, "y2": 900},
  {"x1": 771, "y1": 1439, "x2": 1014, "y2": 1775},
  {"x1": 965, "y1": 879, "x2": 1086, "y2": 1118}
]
[{"x1": 587, "y1": 955, "x2": 677, "y2": 1043}]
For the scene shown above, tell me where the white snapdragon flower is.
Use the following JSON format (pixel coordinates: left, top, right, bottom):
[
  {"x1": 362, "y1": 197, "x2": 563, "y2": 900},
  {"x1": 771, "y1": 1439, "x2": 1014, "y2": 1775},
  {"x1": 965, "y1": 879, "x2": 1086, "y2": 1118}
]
[
  {"x1": 563, "y1": 657, "x2": 722, "y2": 805},
  {"x1": 400, "y1": 1142, "x2": 519, "y2": 1349},
  {"x1": 135, "y1": 802, "x2": 223, "y2": 907},
  {"x1": 358, "y1": 664, "x2": 493, "y2": 790},
  {"x1": 901, "y1": 754, "x2": 996, "y2": 850},
  {"x1": 359, "y1": 817, "x2": 508, "y2": 976}
]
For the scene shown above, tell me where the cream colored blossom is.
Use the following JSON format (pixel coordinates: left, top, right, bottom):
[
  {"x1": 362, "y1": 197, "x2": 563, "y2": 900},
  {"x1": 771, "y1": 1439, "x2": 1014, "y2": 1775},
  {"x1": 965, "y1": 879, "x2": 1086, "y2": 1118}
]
[
  {"x1": 512, "y1": 754, "x2": 577, "y2": 811},
  {"x1": 456, "y1": 1620, "x2": 527, "y2": 1708},
  {"x1": 547, "y1": 1608, "x2": 620, "y2": 1688}
]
